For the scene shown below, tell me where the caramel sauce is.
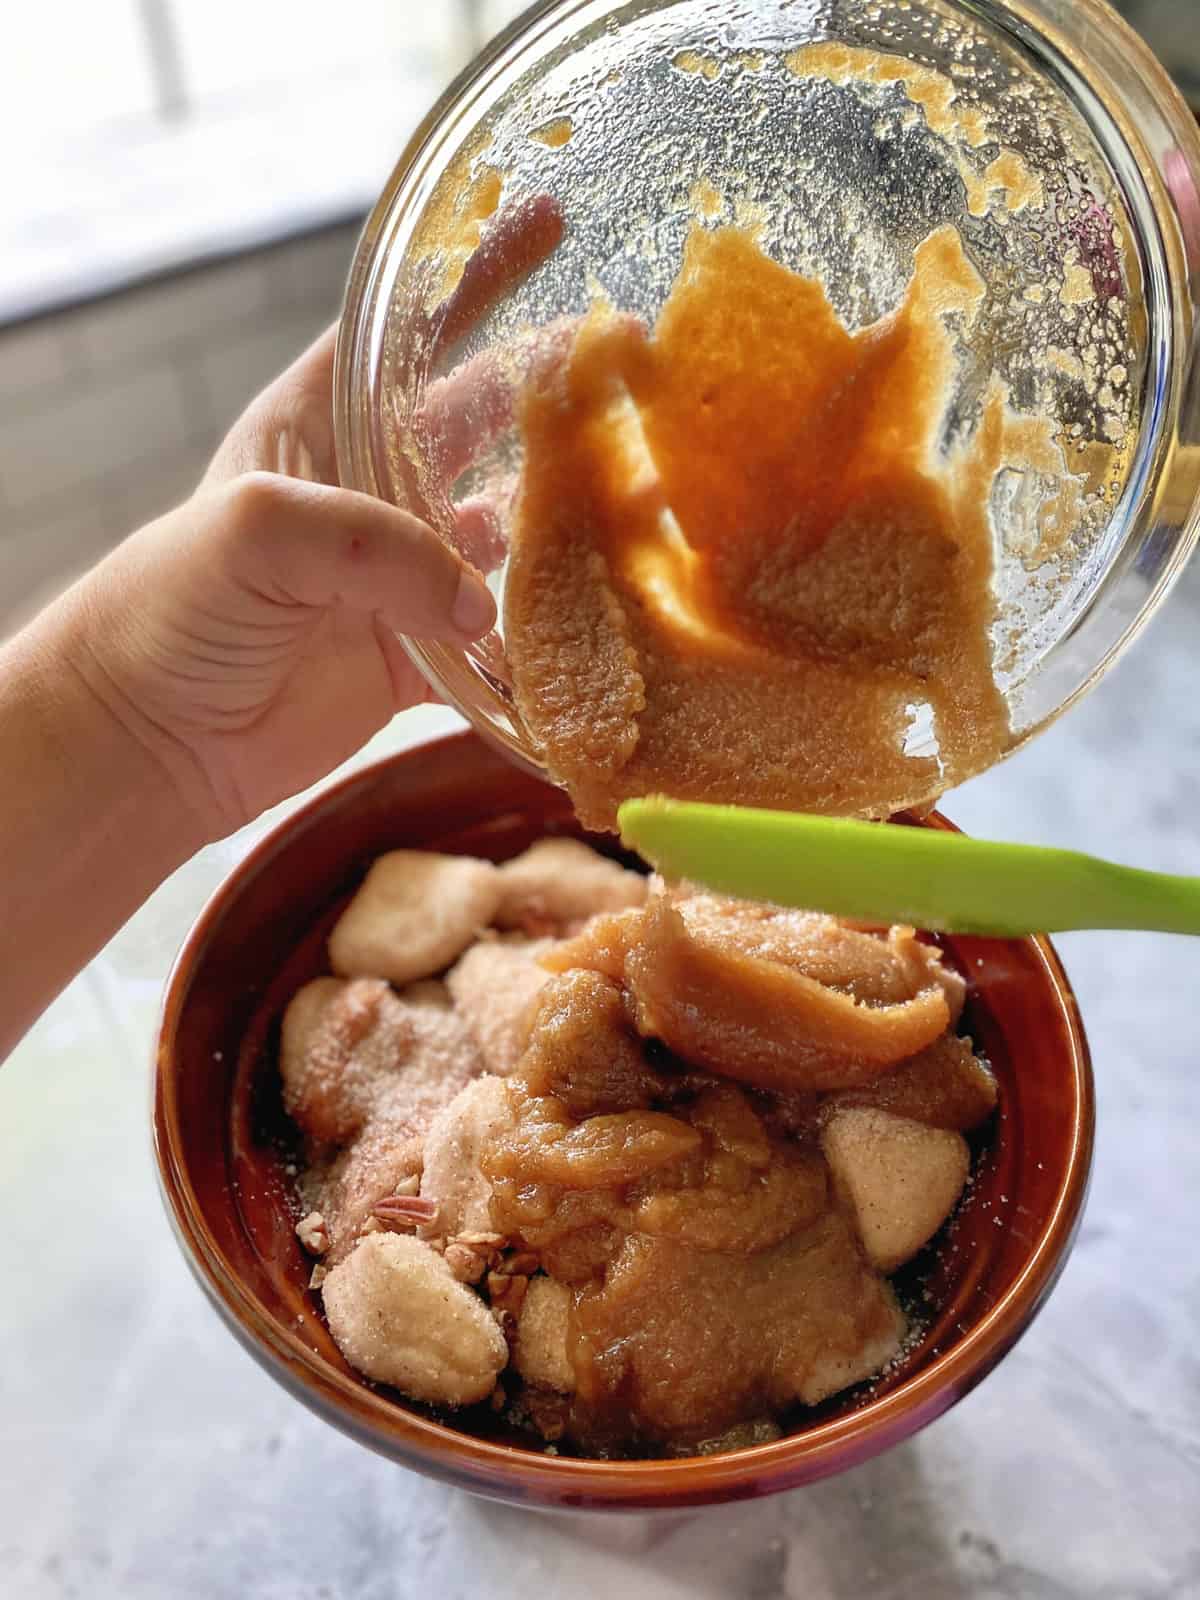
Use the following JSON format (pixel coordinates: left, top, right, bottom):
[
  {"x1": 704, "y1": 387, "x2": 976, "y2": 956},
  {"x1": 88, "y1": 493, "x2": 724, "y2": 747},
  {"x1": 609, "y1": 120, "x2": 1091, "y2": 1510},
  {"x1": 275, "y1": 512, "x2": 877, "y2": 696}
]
[
  {"x1": 486, "y1": 1057, "x2": 905, "y2": 1450},
  {"x1": 672, "y1": 49, "x2": 722, "y2": 81},
  {"x1": 483, "y1": 972, "x2": 869, "y2": 1450},
  {"x1": 481, "y1": 913, "x2": 993, "y2": 1453},
  {"x1": 506, "y1": 221, "x2": 1064, "y2": 830},
  {"x1": 411, "y1": 154, "x2": 503, "y2": 305},
  {"x1": 529, "y1": 117, "x2": 573, "y2": 149}
]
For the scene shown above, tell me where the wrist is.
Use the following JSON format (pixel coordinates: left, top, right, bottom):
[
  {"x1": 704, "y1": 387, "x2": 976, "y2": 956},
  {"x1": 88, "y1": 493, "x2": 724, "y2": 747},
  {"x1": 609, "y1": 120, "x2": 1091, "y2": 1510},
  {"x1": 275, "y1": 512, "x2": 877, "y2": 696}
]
[
  {"x1": 15, "y1": 587, "x2": 213, "y2": 867},
  {"x1": 0, "y1": 596, "x2": 210, "y2": 1058},
  {"x1": 62, "y1": 574, "x2": 224, "y2": 855}
]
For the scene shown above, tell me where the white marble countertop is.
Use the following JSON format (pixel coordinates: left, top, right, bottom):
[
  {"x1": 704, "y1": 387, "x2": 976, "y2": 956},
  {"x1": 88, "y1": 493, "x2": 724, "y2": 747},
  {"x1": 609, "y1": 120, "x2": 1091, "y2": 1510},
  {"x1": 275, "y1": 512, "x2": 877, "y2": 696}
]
[{"x1": 3, "y1": 559, "x2": 1199, "y2": 1596}]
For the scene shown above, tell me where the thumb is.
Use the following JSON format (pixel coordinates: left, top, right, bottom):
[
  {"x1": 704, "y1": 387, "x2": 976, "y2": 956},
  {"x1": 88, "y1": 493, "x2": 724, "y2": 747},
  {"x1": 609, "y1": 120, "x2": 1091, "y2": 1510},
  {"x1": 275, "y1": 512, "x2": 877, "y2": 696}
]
[{"x1": 212, "y1": 472, "x2": 496, "y2": 641}]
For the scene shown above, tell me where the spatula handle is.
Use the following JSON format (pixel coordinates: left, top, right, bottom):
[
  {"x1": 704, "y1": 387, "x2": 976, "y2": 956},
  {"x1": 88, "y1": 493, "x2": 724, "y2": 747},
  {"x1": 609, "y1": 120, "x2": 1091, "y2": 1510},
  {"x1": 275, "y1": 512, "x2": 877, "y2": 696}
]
[{"x1": 618, "y1": 800, "x2": 1200, "y2": 938}]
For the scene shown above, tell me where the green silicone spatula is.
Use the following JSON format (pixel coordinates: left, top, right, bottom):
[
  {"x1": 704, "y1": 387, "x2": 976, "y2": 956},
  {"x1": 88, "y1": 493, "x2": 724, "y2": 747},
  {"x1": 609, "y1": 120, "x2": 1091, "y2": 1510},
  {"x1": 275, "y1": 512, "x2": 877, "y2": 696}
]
[{"x1": 616, "y1": 798, "x2": 1200, "y2": 938}]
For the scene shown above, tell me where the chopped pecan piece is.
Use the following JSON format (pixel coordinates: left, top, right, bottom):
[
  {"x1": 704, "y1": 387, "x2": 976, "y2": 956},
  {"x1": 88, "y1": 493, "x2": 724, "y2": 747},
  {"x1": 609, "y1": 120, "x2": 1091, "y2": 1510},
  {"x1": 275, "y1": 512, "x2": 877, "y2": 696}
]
[
  {"x1": 498, "y1": 1250, "x2": 540, "y2": 1278},
  {"x1": 487, "y1": 1271, "x2": 530, "y2": 1320},
  {"x1": 295, "y1": 1211, "x2": 330, "y2": 1255},
  {"x1": 444, "y1": 1242, "x2": 489, "y2": 1283},
  {"x1": 372, "y1": 1194, "x2": 440, "y2": 1232}
]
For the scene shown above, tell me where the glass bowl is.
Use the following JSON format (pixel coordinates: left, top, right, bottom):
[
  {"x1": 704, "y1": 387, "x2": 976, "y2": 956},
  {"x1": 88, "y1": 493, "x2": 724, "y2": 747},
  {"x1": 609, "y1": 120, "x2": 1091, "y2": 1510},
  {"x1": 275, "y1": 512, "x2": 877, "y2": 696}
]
[
  {"x1": 153, "y1": 730, "x2": 1093, "y2": 1508},
  {"x1": 335, "y1": 0, "x2": 1200, "y2": 799}
]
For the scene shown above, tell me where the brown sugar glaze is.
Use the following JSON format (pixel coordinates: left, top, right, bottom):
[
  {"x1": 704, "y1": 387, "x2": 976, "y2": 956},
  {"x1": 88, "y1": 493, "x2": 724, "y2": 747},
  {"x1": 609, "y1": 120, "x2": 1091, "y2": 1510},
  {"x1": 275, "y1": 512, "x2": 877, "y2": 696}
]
[
  {"x1": 484, "y1": 906, "x2": 985, "y2": 1455},
  {"x1": 505, "y1": 222, "x2": 1073, "y2": 831},
  {"x1": 485, "y1": 1013, "x2": 873, "y2": 1452}
]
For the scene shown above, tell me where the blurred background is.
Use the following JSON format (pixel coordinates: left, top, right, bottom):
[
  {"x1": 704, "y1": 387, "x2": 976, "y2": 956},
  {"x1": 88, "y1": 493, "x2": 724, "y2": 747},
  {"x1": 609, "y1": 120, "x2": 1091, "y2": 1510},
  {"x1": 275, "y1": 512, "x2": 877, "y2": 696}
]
[
  {"x1": 0, "y1": 0, "x2": 529, "y2": 637},
  {"x1": 1, "y1": 7, "x2": 1198, "y2": 1599}
]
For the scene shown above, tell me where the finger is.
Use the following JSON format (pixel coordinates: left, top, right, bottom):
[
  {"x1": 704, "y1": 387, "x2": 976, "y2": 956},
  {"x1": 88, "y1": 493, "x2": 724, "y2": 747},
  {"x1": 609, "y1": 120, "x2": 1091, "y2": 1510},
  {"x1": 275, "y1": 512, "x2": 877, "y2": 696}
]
[
  {"x1": 421, "y1": 348, "x2": 515, "y2": 489},
  {"x1": 434, "y1": 193, "x2": 565, "y2": 352},
  {"x1": 216, "y1": 472, "x2": 496, "y2": 641},
  {"x1": 454, "y1": 493, "x2": 507, "y2": 575},
  {"x1": 353, "y1": 196, "x2": 561, "y2": 520},
  {"x1": 422, "y1": 316, "x2": 579, "y2": 490},
  {"x1": 371, "y1": 614, "x2": 442, "y2": 709},
  {"x1": 1165, "y1": 150, "x2": 1200, "y2": 275},
  {"x1": 202, "y1": 197, "x2": 562, "y2": 498},
  {"x1": 204, "y1": 325, "x2": 340, "y2": 488}
]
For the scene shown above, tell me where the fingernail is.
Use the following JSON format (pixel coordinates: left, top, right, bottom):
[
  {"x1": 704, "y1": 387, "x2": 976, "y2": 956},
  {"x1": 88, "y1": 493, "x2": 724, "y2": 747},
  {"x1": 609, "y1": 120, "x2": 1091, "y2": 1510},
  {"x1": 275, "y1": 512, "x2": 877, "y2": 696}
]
[{"x1": 452, "y1": 569, "x2": 496, "y2": 637}]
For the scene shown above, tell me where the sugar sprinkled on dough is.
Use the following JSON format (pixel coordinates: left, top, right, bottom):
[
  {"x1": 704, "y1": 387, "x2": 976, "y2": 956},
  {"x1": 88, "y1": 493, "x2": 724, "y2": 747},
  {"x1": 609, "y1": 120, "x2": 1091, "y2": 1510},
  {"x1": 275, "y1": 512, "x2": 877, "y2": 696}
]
[
  {"x1": 328, "y1": 850, "x2": 502, "y2": 984},
  {"x1": 281, "y1": 977, "x2": 412, "y2": 1143},
  {"x1": 514, "y1": 1275, "x2": 575, "y2": 1393},
  {"x1": 495, "y1": 838, "x2": 647, "y2": 934},
  {"x1": 308, "y1": 981, "x2": 483, "y2": 1261},
  {"x1": 419, "y1": 1075, "x2": 515, "y2": 1240},
  {"x1": 322, "y1": 1232, "x2": 507, "y2": 1404},
  {"x1": 822, "y1": 1106, "x2": 970, "y2": 1271},
  {"x1": 446, "y1": 935, "x2": 556, "y2": 1076}
]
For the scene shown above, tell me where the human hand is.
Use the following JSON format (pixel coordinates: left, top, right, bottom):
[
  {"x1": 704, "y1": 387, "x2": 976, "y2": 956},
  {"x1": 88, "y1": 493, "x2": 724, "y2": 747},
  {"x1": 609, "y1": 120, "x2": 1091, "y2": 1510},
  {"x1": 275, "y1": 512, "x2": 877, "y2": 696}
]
[
  {"x1": 0, "y1": 195, "x2": 565, "y2": 1057},
  {"x1": 68, "y1": 331, "x2": 495, "y2": 843},
  {"x1": 65, "y1": 198, "x2": 564, "y2": 844},
  {"x1": 1165, "y1": 147, "x2": 1200, "y2": 276}
]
